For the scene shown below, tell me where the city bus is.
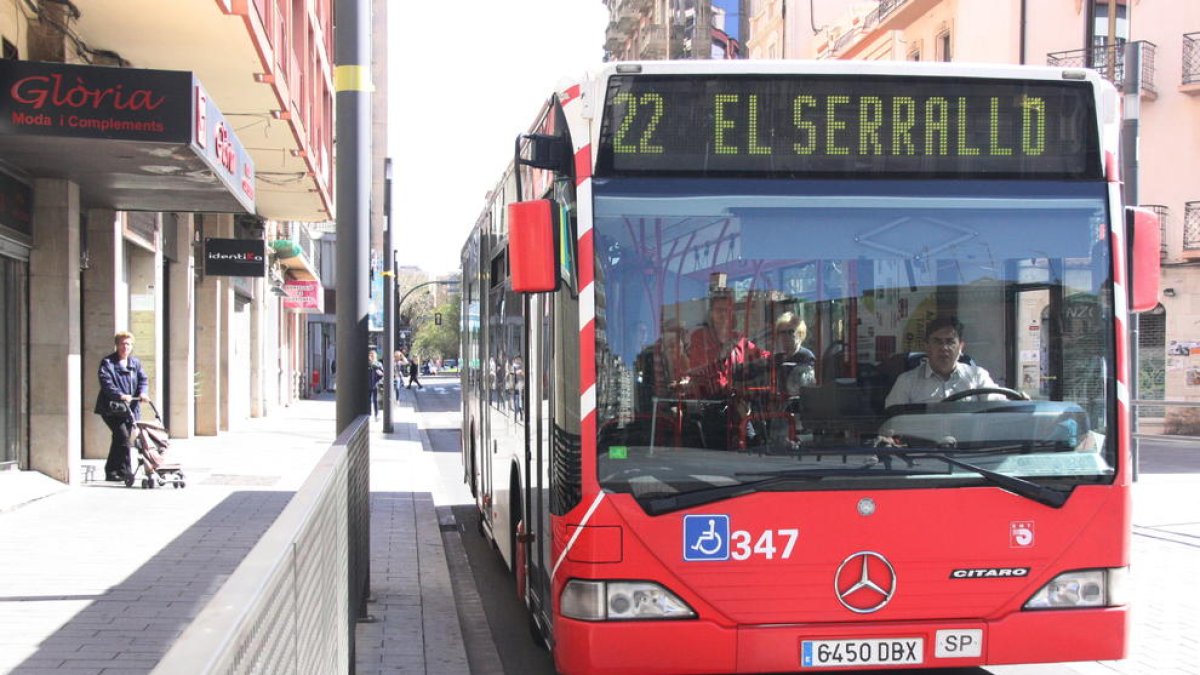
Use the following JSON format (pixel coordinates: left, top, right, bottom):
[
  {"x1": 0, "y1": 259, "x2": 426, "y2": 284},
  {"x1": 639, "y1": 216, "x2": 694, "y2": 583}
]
[{"x1": 459, "y1": 60, "x2": 1160, "y2": 674}]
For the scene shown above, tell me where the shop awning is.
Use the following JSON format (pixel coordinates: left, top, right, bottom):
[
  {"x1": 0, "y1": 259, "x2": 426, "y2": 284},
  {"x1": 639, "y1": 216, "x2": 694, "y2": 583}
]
[
  {"x1": 271, "y1": 239, "x2": 319, "y2": 281},
  {"x1": 0, "y1": 60, "x2": 254, "y2": 214}
]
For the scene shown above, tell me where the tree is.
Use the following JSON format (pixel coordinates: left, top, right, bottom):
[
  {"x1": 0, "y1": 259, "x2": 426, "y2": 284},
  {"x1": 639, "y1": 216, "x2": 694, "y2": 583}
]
[{"x1": 412, "y1": 294, "x2": 460, "y2": 361}]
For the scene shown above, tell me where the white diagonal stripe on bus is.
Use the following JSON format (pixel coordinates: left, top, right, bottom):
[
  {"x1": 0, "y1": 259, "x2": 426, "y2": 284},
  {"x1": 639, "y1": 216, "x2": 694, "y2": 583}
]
[
  {"x1": 582, "y1": 384, "x2": 596, "y2": 418},
  {"x1": 551, "y1": 490, "x2": 607, "y2": 583},
  {"x1": 576, "y1": 181, "x2": 593, "y2": 235},
  {"x1": 580, "y1": 282, "x2": 595, "y2": 328}
]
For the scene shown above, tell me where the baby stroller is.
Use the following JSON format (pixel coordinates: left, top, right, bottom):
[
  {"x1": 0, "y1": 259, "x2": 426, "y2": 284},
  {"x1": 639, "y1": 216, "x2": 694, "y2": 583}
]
[{"x1": 120, "y1": 400, "x2": 186, "y2": 489}]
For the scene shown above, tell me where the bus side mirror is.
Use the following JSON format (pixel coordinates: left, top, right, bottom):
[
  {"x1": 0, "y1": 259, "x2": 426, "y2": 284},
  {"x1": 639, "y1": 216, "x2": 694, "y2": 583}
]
[
  {"x1": 509, "y1": 199, "x2": 559, "y2": 293},
  {"x1": 1127, "y1": 206, "x2": 1161, "y2": 313}
]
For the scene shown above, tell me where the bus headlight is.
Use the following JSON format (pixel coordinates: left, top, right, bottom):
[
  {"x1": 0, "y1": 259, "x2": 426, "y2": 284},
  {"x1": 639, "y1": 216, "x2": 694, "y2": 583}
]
[
  {"x1": 561, "y1": 580, "x2": 696, "y2": 621},
  {"x1": 1024, "y1": 568, "x2": 1128, "y2": 609}
]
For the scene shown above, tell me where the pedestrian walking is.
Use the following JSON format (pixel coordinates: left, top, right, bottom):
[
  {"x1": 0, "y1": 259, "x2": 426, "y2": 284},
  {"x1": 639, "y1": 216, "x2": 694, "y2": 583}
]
[
  {"x1": 393, "y1": 350, "x2": 407, "y2": 399},
  {"x1": 407, "y1": 354, "x2": 423, "y2": 389},
  {"x1": 368, "y1": 349, "x2": 384, "y2": 419},
  {"x1": 93, "y1": 331, "x2": 149, "y2": 482},
  {"x1": 509, "y1": 355, "x2": 525, "y2": 421}
]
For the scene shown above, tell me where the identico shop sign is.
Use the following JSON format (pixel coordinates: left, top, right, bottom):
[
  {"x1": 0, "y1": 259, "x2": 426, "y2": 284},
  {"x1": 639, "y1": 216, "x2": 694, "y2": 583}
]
[
  {"x1": 205, "y1": 238, "x2": 266, "y2": 277},
  {"x1": 0, "y1": 60, "x2": 190, "y2": 142},
  {"x1": 192, "y1": 79, "x2": 255, "y2": 212}
]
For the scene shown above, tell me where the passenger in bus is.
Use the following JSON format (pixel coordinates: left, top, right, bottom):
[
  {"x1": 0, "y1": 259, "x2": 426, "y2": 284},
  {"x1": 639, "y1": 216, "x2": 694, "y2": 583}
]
[
  {"x1": 771, "y1": 312, "x2": 816, "y2": 395},
  {"x1": 884, "y1": 316, "x2": 998, "y2": 408},
  {"x1": 759, "y1": 313, "x2": 817, "y2": 447},
  {"x1": 633, "y1": 319, "x2": 688, "y2": 400},
  {"x1": 682, "y1": 291, "x2": 771, "y2": 448},
  {"x1": 683, "y1": 291, "x2": 771, "y2": 399}
]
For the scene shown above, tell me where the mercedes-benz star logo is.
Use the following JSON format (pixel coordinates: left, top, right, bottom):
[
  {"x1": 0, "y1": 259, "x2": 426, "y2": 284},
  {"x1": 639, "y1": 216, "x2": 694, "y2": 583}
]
[{"x1": 834, "y1": 551, "x2": 896, "y2": 614}]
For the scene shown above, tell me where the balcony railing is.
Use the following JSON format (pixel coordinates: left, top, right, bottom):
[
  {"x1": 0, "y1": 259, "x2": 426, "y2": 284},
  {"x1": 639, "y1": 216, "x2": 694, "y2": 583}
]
[
  {"x1": 1185, "y1": 201, "x2": 1200, "y2": 251},
  {"x1": 824, "y1": 0, "x2": 906, "y2": 57},
  {"x1": 1143, "y1": 204, "x2": 1170, "y2": 260},
  {"x1": 1184, "y1": 33, "x2": 1200, "y2": 84},
  {"x1": 1046, "y1": 41, "x2": 1157, "y2": 96},
  {"x1": 861, "y1": 0, "x2": 905, "y2": 34}
]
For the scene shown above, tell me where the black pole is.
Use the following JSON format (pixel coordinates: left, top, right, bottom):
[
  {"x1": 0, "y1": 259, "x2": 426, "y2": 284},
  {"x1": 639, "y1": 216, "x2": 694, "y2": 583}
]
[
  {"x1": 382, "y1": 159, "x2": 395, "y2": 433},
  {"x1": 1123, "y1": 41, "x2": 1142, "y2": 480},
  {"x1": 335, "y1": 0, "x2": 372, "y2": 433}
]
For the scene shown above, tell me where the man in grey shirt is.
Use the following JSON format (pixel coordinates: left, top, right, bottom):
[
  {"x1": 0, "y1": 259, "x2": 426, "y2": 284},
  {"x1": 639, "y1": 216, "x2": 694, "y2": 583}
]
[{"x1": 885, "y1": 317, "x2": 998, "y2": 408}]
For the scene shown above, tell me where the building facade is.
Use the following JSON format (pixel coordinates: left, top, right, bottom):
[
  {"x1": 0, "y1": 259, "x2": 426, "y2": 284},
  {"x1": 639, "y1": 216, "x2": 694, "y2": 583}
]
[
  {"x1": 604, "y1": 0, "x2": 745, "y2": 61},
  {"x1": 744, "y1": 0, "x2": 1198, "y2": 430},
  {"x1": 0, "y1": 0, "x2": 340, "y2": 480}
]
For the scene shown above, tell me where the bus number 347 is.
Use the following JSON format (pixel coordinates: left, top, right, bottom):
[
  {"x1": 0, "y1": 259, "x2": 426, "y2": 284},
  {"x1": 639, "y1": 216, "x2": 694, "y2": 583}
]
[{"x1": 731, "y1": 528, "x2": 800, "y2": 560}]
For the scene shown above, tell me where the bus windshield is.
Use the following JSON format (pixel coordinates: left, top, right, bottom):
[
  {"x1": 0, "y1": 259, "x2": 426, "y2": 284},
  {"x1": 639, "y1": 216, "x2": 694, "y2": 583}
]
[{"x1": 592, "y1": 178, "x2": 1115, "y2": 507}]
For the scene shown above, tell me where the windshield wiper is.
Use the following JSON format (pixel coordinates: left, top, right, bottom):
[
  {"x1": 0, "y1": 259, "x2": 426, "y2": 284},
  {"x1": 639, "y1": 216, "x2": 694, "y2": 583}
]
[
  {"x1": 878, "y1": 450, "x2": 1070, "y2": 508},
  {"x1": 641, "y1": 467, "x2": 933, "y2": 516}
]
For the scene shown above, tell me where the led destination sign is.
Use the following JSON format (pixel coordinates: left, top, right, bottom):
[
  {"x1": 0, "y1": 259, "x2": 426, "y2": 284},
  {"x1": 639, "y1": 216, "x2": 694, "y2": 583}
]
[{"x1": 597, "y1": 75, "x2": 1100, "y2": 178}]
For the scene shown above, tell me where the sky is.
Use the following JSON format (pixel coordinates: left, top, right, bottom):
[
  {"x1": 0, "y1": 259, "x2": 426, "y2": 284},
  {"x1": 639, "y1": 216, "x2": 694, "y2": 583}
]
[{"x1": 388, "y1": 2, "x2": 610, "y2": 275}]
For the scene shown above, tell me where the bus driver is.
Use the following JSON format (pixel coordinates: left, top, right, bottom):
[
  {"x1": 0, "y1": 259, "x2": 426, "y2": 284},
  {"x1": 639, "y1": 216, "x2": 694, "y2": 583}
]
[{"x1": 884, "y1": 316, "x2": 998, "y2": 408}]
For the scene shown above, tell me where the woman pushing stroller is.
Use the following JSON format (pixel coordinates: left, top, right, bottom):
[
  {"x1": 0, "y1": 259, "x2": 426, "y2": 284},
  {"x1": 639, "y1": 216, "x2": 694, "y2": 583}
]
[{"x1": 94, "y1": 331, "x2": 149, "y2": 482}]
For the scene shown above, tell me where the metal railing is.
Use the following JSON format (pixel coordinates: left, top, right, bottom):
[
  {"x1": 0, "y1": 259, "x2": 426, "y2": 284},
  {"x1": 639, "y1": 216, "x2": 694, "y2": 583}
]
[
  {"x1": 1046, "y1": 40, "x2": 1157, "y2": 96},
  {"x1": 827, "y1": 0, "x2": 906, "y2": 56},
  {"x1": 153, "y1": 416, "x2": 370, "y2": 675},
  {"x1": 1184, "y1": 32, "x2": 1200, "y2": 84},
  {"x1": 1185, "y1": 201, "x2": 1200, "y2": 250},
  {"x1": 1134, "y1": 400, "x2": 1200, "y2": 436},
  {"x1": 861, "y1": 0, "x2": 905, "y2": 34}
]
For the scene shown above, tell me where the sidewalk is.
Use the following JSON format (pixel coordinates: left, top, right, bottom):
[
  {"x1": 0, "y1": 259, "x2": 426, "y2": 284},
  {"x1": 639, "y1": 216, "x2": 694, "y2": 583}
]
[{"x1": 0, "y1": 391, "x2": 470, "y2": 674}]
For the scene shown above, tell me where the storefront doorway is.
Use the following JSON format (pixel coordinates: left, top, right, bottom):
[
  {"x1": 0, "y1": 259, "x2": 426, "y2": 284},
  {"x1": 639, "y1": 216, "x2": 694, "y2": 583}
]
[{"x1": 0, "y1": 253, "x2": 28, "y2": 468}]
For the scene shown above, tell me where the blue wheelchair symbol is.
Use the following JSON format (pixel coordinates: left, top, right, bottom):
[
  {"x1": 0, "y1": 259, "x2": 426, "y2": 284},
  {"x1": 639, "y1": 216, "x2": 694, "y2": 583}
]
[{"x1": 683, "y1": 514, "x2": 730, "y2": 561}]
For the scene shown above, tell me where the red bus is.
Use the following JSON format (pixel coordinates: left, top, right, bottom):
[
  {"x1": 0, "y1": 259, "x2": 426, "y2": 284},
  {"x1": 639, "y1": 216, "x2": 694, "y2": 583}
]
[{"x1": 460, "y1": 60, "x2": 1160, "y2": 674}]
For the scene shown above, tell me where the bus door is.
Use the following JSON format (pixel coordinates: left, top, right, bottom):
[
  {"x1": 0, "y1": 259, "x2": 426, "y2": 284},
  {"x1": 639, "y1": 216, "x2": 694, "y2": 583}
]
[
  {"x1": 1014, "y1": 286, "x2": 1055, "y2": 399},
  {"x1": 525, "y1": 292, "x2": 553, "y2": 631},
  {"x1": 480, "y1": 255, "x2": 506, "y2": 530}
]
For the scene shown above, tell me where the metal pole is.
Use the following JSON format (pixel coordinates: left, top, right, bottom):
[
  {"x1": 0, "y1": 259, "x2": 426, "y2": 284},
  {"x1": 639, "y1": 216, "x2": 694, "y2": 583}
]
[
  {"x1": 397, "y1": 279, "x2": 459, "y2": 317},
  {"x1": 1106, "y1": 0, "x2": 1118, "y2": 81},
  {"x1": 1123, "y1": 40, "x2": 1142, "y2": 480},
  {"x1": 335, "y1": 0, "x2": 373, "y2": 434},
  {"x1": 382, "y1": 159, "x2": 395, "y2": 433}
]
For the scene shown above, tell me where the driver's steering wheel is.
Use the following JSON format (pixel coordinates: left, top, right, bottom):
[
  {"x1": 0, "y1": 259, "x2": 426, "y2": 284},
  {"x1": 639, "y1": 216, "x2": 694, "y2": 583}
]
[{"x1": 942, "y1": 387, "x2": 1029, "y2": 402}]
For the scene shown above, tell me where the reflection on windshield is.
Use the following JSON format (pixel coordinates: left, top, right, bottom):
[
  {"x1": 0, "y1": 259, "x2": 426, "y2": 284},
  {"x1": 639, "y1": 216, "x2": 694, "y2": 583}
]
[{"x1": 592, "y1": 179, "x2": 1115, "y2": 502}]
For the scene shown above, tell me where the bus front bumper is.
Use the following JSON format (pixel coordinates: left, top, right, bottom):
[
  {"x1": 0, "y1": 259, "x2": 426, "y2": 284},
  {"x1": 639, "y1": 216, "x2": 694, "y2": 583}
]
[{"x1": 552, "y1": 607, "x2": 1127, "y2": 675}]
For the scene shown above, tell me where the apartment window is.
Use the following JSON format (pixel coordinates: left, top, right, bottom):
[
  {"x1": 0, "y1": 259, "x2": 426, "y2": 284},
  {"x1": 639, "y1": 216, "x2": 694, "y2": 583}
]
[
  {"x1": 1091, "y1": 1, "x2": 1128, "y2": 46},
  {"x1": 937, "y1": 30, "x2": 951, "y2": 61},
  {"x1": 1088, "y1": 1, "x2": 1128, "y2": 77}
]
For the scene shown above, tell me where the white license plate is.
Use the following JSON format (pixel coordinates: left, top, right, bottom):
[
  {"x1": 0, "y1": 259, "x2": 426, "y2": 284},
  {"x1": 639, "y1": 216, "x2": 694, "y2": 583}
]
[{"x1": 800, "y1": 637, "x2": 924, "y2": 668}]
